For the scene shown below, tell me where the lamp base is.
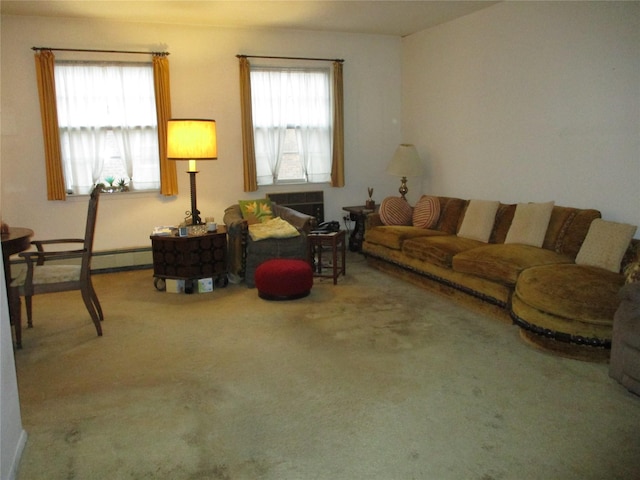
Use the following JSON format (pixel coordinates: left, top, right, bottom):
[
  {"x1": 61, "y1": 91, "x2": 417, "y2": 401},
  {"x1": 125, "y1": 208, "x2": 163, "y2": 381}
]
[
  {"x1": 188, "y1": 171, "x2": 202, "y2": 225},
  {"x1": 398, "y1": 176, "x2": 408, "y2": 200}
]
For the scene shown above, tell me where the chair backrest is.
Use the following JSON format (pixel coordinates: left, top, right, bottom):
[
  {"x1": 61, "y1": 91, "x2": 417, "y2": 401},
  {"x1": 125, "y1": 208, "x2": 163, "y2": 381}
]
[{"x1": 82, "y1": 184, "x2": 102, "y2": 272}]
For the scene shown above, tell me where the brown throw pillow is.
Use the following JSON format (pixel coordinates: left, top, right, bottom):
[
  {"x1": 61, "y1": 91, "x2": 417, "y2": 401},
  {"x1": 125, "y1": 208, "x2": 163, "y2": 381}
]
[
  {"x1": 412, "y1": 195, "x2": 440, "y2": 229},
  {"x1": 379, "y1": 196, "x2": 413, "y2": 226}
]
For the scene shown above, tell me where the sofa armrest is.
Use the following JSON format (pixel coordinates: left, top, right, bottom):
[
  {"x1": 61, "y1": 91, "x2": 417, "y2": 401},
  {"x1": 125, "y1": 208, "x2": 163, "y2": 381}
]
[
  {"x1": 223, "y1": 204, "x2": 247, "y2": 234},
  {"x1": 619, "y1": 281, "x2": 640, "y2": 303},
  {"x1": 273, "y1": 204, "x2": 317, "y2": 233},
  {"x1": 223, "y1": 204, "x2": 248, "y2": 280}
]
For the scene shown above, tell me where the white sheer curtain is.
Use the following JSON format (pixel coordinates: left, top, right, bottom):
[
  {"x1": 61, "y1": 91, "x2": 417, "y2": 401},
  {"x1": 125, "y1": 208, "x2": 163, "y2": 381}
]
[
  {"x1": 250, "y1": 67, "x2": 332, "y2": 185},
  {"x1": 55, "y1": 62, "x2": 160, "y2": 193}
]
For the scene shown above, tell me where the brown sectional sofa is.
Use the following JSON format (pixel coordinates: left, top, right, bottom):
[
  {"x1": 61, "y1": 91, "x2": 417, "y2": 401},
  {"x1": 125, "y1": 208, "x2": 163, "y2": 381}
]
[{"x1": 363, "y1": 196, "x2": 639, "y2": 359}]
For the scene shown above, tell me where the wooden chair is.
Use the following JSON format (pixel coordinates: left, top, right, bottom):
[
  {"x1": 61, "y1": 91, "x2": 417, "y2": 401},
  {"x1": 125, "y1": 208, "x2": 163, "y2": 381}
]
[{"x1": 10, "y1": 185, "x2": 104, "y2": 347}]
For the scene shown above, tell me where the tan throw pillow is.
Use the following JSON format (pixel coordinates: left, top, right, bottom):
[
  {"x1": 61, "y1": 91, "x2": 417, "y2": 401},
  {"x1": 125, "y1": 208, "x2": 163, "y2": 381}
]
[
  {"x1": 379, "y1": 196, "x2": 413, "y2": 226},
  {"x1": 457, "y1": 200, "x2": 500, "y2": 243},
  {"x1": 504, "y1": 201, "x2": 555, "y2": 247},
  {"x1": 413, "y1": 195, "x2": 441, "y2": 229},
  {"x1": 575, "y1": 219, "x2": 637, "y2": 273}
]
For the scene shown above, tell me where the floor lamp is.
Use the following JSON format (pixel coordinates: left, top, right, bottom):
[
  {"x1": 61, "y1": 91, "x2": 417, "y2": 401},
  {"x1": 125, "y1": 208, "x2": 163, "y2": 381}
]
[{"x1": 167, "y1": 119, "x2": 217, "y2": 225}]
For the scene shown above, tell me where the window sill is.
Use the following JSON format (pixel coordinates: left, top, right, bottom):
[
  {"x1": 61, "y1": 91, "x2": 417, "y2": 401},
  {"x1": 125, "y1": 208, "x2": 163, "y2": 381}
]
[{"x1": 65, "y1": 189, "x2": 161, "y2": 201}]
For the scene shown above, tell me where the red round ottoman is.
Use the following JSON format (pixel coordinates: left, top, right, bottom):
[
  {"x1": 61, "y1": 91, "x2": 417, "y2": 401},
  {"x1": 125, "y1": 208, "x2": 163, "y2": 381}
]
[{"x1": 255, "y1": 258, "x2": 313, "y2": 300}]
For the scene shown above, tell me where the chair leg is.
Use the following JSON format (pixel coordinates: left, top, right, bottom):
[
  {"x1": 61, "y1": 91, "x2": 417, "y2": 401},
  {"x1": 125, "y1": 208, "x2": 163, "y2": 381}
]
[
  {"x1": 9, "y1": 287, "x2": 22, "y2": 349},
  {"x1": 81, "y1": 286, "x2": 102, "y2": 336},
  {"x1": 25, "y1": 295, "x2": 33, "y2": 328},
  {"x1": 88, "y1": 281, "x2": 104, "y2": 321}
]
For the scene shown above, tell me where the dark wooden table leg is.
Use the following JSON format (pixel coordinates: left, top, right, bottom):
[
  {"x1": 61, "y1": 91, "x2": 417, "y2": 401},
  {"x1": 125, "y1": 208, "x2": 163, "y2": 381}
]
[{"x1": 9, "y1": 288, "x2": 21, "y2": 349}]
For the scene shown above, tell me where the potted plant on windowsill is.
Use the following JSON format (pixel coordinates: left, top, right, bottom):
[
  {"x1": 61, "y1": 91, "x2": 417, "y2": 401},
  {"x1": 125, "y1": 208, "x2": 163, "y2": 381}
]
[
  {"x1": 102, "y1": 176, "x2": 129, "y2": 193},
  {"x1": 103, "y1": 176, "x2": 118, "y2": 193}
]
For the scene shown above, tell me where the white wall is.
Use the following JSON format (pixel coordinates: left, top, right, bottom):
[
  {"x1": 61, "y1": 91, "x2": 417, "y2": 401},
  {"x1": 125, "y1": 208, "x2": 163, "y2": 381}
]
[
  {"x1": 0, "y1": 246, "x2": 27, "y2": 480},
  {"x1": 1, "y1": 15, "x2": 403, "y2": 251},
  {"x1": 403, "y1": 1, "x2": 640, "y2": 232}
]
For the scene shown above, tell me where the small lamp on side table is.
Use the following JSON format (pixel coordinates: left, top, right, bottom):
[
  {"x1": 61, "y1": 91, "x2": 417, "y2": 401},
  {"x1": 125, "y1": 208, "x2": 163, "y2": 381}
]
[{"x1": 386, "y1": 143, "x2": 424, "y2": 201}]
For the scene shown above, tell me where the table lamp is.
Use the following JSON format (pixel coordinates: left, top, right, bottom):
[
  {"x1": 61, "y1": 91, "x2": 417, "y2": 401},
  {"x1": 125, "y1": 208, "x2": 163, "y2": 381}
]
[
  {"x1": 386, "y1": 143, "x2": 424, "y2": 200},
  {"x1": 167, "y1": 119, "x2": 217, "y2": 225}
]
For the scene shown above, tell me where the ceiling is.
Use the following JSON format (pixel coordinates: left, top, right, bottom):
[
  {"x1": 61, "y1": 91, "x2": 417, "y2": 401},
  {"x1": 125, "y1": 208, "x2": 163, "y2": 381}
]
[{"x1": 0, "y1": 1, "x2": 498, "y2": 37}]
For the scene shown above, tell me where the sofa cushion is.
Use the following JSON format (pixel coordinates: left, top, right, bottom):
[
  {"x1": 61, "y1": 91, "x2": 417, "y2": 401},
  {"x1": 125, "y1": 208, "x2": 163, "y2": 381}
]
[
  {"x1": 489, "y1": 203, "x2": 516, "y2": 244},
  {"x1": 434, "y1": 197, "x2": 469, "y2": 234},
  {"x1": 413, "y1": 195, "x2": 440, "y2": 229},
  {"x1": 516, "y1": 263, "x2": 623, "y2": 323},
  {"x1": 575, "y1": 219, "x2": 637, "y2": 273},
  {"x1": 457, "y1": 200, "x2": 500, "y2": 242},
  {"x1": 511, "y1": 294, "x2": 614, "y2": 343},
  {"x1": 403, "y1": 235, "x2": 483, "y2": 268},
  {"x1": 452, "y1": 243, "x2": 572, "y2": 285},
  {"x1": 542, "y1": 207, "x2": 601, "y2": 257},
  {"x1": 379, "y1": 196, "x2": 413, "y2": 226},
  {"x1": 365, "y1": 226, "x2": 447, "y2": 251}
]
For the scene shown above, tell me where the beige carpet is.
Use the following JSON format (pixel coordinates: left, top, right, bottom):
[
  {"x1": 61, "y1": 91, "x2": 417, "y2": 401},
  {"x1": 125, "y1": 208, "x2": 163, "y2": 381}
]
[{"x1": 14, "y1": 253, "x2": 640, "y2": 479}]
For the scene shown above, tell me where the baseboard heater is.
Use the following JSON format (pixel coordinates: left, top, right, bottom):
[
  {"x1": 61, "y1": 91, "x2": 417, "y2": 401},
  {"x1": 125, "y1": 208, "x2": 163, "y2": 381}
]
[{"x1": 267, "y1": 191, "x2": 324, "y2": 224}]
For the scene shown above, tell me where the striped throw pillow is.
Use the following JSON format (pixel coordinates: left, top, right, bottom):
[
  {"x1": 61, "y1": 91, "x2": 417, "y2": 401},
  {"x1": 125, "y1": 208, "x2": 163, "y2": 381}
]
[
  {"x1": 379, "y1": 197, "x2": 413, "y2": 226},
  {"x1": 412, "y1": 195, "x2": 440, "y2": 229}
]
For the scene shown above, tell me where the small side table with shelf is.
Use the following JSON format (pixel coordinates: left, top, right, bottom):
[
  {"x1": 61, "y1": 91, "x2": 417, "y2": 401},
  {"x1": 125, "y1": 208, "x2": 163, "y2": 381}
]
[
  {"x1": 150, "y1": 226, "x2": 228, "y2": 292},
  {"x1": 308, "y1": 230, "x2": 346, "y2": 285},
  {"x1": 342, "y1": 205, "x2": 378, "y2": 252}
]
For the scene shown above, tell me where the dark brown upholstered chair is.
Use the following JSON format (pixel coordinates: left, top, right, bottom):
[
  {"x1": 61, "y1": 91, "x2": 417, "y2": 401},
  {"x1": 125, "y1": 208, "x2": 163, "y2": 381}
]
[
  {"x1": 609, "y1": 282, "x2": 640, "y2": 396},
  {"x1": 223, "y1": 203, "x2": 316, "y2": 288},
  {"x1": 10, "y1": 184, "x2": 103, "y2": 347}
]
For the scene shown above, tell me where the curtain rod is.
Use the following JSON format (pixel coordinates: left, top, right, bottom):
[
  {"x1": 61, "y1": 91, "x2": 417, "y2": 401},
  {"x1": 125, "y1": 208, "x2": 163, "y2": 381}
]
[
  {"x1": 32, "y1": 47, "x2": 169, "y2": 56},
  {"x1": 237, "y1": 54, "x2": 343, "y2": 63}
]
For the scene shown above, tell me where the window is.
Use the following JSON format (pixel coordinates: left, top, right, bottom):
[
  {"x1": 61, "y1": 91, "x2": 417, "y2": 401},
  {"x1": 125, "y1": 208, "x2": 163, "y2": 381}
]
[
  {"x1": 250, "y1": 66, "x2": 333, "y2": 185},
  {"x1": 54, "y1": 61, "x2": 161, "y2": 194}
]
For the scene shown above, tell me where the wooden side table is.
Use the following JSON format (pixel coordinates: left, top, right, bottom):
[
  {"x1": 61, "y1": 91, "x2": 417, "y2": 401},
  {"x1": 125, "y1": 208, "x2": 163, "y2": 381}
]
[
  {"x1": 342, "y1": 205, "x2": 378, "y2": 252},
  {"x1": 150, "y1": 226, "x2": 228, "y2": 293},
  {"x1": 308, "y1": 230, "x2": 346, "y2": 285}
]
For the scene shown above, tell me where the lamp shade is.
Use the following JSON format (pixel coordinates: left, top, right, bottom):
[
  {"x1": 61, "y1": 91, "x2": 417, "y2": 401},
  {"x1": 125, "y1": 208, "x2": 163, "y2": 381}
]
[
  {"x1": 167, "y1": 119, "x2": 217, "y2": 160},
  {"x1": 386, "y1": 144, "x2": 423, "y2": 177}
]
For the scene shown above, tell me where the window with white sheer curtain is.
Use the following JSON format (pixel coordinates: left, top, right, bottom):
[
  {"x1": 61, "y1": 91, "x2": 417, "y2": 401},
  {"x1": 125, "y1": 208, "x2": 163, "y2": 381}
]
[
  {"x1": 250, "y1": 66, "x2": 332, "y2": 185},
  {"x1": 54, "y1": 61, "x2": 161, "y2": 194}
]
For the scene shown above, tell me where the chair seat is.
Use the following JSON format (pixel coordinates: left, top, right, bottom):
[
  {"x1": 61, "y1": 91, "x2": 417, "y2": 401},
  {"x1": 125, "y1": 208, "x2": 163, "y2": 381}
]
[{"x1": 11, "y1": 265, "x2": 81, "y2": 289}]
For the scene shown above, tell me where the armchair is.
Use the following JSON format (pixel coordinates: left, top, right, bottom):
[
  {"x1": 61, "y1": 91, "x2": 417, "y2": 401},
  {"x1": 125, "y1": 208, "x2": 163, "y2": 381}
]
[
  {"x1": 609, "y1": 282, "x2": 640, "y2": 395},
  {"x1": 224, "y1": 203, "x2": 316, "y2": 287}
]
